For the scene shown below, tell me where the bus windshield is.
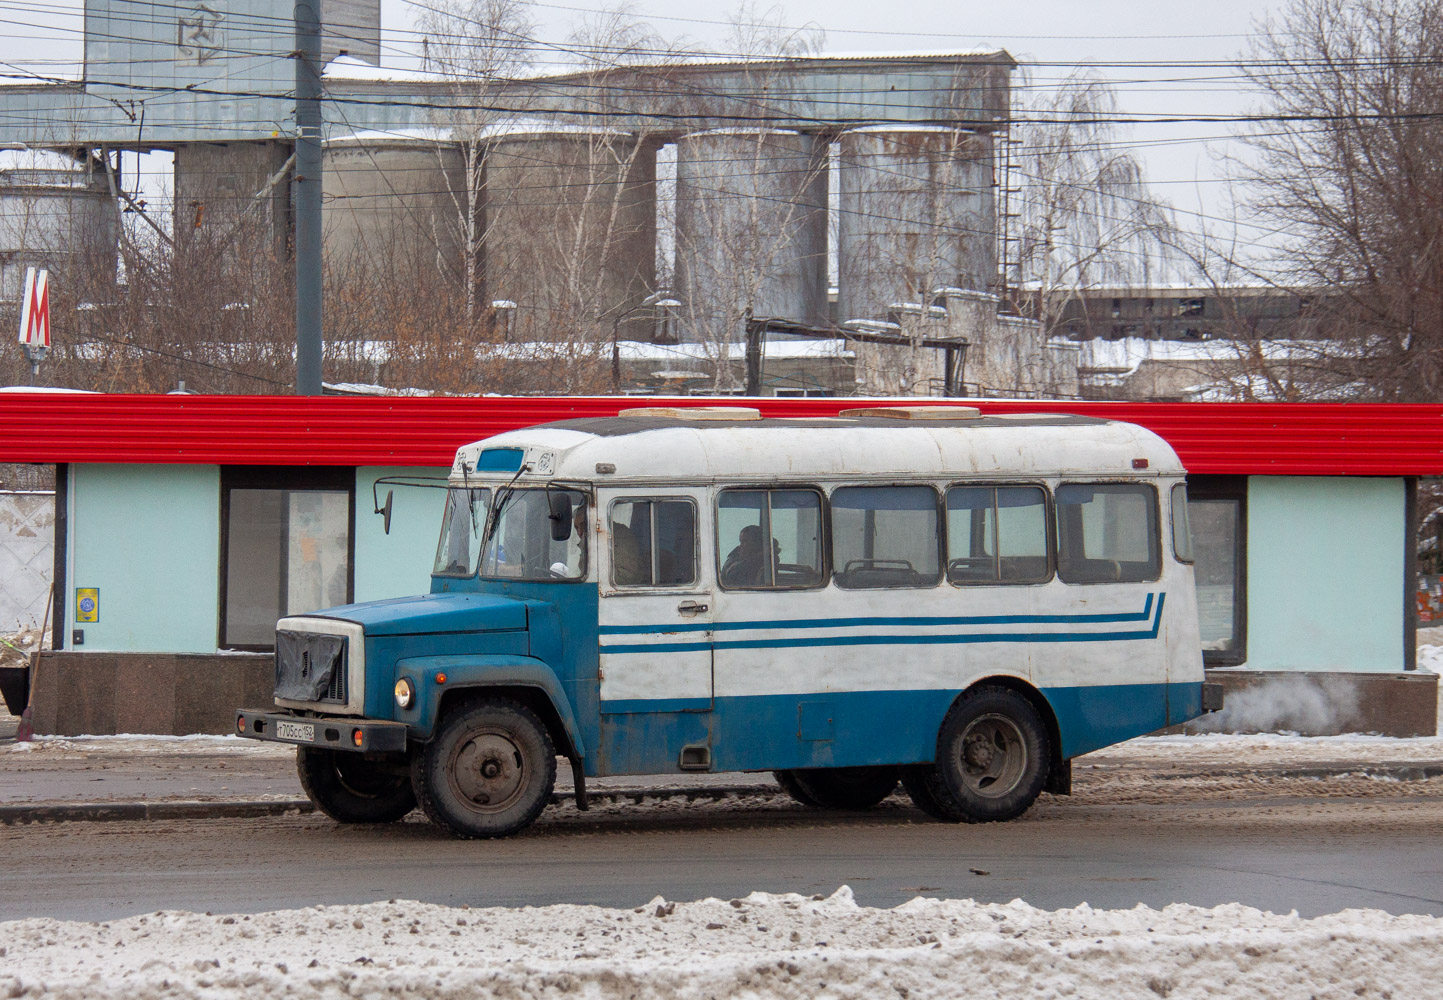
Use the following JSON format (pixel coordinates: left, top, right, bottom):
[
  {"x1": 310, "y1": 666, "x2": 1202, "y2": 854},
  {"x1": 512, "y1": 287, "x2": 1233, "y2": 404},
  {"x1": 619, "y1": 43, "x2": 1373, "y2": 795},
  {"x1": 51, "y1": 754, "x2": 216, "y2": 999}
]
[
  {"x1": 479, "y1": 488, "x2": 589, "y2": 582},
  {"x1": 433, "y1": 487, "x2": 492, "y2": 577}
]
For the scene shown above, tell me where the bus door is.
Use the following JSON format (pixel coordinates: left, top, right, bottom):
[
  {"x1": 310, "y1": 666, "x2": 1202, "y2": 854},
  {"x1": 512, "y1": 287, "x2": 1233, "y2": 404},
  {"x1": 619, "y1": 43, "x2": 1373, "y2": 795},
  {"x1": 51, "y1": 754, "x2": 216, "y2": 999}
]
[{"x1": 596, "y1": 489, "x2": 714, "y2": 722}]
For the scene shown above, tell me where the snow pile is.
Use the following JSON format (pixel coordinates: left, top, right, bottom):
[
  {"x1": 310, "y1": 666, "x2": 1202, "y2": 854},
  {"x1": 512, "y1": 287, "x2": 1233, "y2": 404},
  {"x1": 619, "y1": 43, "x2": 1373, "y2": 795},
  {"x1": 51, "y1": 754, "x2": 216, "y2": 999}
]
[
  {"x1": 4, "y1": 734, "x2": 291, "y2": 757},
  {"x1": 1098, "y1": 731, "x2": 1443, "y2": 763},
  {"x1": 2, "y1": 889, "x2": 1441, "y2": 999}
]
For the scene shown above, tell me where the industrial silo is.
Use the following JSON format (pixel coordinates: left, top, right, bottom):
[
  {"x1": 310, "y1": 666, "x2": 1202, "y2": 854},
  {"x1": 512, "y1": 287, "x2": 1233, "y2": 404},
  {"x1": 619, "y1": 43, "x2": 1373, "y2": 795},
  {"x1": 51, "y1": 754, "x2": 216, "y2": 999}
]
[
  {"x1": 0, "y1": 152, "x2": 119, "y2": 302},
  {"x1": 322, "y1": 135, "x2": 467, "y2": 273},
  {"x1": 481, "y1": 127, "x2": 657, "y2": 343},
  {"x1": 836, "y1": 127, "x2": 994, "y2": 324},
  {"x1": 673, "y1": 129, "x2": 827, "y2": 343}
]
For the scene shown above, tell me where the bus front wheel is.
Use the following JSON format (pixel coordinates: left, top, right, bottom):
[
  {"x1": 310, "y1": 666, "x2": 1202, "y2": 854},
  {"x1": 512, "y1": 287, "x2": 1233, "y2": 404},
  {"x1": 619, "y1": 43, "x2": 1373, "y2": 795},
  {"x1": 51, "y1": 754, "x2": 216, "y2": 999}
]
[
  {"x1": 413, "y1": 698, "x2": 557, "y2": 839},
  {"x1": 912, "y1": 687, "x2": 1049, "y2": 823},
  {"x1": 774, "y1": 767, "x2": 898, "y2": 809}
]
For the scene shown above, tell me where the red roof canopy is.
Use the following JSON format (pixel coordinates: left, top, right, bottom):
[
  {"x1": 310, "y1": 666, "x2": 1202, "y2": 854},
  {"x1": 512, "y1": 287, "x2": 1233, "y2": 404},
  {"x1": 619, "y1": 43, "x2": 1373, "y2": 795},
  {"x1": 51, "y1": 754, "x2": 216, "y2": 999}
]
[{"x1": 0, "y1": 394, "x2": 1440, "y2": 476}]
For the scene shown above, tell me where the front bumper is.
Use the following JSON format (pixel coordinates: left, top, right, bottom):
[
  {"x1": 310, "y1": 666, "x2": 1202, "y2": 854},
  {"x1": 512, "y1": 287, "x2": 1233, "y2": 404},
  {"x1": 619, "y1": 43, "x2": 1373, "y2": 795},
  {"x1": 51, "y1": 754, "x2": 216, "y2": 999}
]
[
  {"x1": 1202, "y1": 683, "x2": 1226, "y2": 714},
  {"x1": 236, "y1": 709, "x2": 408, "y2": 753}
]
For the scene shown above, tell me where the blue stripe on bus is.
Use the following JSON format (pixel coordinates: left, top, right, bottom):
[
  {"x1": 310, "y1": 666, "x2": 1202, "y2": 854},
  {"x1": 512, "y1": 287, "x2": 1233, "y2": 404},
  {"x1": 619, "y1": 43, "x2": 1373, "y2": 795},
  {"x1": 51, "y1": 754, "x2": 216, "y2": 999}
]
[
  {"x1": 600, "y1": 593, "x2": 1165, "y2": 655},
  {"x1": 595, "y1": 680, "x2": 1201, "y2": 772},
  {"x1": 597, "y1": 593, "x2": 1155, "y2": 636}
]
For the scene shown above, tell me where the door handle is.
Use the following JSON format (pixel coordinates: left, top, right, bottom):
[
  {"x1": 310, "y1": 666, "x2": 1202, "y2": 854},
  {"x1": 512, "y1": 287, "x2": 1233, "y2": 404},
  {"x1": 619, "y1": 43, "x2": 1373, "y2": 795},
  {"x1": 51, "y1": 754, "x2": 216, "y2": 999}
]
[{"x1": 677, "y1": 600, "x2": 708, "y2": 616}]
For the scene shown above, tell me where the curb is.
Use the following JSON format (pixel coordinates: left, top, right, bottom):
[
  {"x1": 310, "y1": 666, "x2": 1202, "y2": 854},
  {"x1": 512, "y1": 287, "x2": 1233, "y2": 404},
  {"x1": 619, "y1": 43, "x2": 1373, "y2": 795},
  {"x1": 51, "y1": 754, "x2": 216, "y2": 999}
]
[
  {"x1": 2, "y1": 766, "x2": 1439, "y2": 826},
  {"x1": 0, "y1": 799, "x2": 317, "y2": 825},
  {"x1": 1273, "y1": 763, "x2": 1443, "y2": 781}
]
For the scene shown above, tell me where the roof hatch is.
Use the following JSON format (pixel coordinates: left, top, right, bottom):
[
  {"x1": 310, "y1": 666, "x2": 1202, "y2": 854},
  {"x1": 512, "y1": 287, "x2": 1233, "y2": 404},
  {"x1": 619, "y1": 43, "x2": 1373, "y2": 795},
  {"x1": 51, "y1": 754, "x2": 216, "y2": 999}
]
[
  {"x1": 838, "y1": 405, "x2": 981, "y2": 420},
  {"x1": 618, "y1": 406, "x2": 762, "y2": 421}
]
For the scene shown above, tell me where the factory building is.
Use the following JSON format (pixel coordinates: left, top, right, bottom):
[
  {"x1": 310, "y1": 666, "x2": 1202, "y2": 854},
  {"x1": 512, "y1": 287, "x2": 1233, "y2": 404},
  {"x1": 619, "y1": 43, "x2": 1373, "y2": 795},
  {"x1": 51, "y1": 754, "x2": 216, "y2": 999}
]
[{"x1": 0, "y1": 0, "x2": 1027, "y2": 386}]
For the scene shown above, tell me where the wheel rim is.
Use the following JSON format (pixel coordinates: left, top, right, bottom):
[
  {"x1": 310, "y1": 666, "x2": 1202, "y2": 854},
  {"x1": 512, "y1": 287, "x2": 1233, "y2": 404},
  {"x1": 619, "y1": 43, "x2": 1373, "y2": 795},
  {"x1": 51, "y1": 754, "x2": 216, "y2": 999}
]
[
  {"x1": 447, "y1": 728, "x2": 528, "y2": 815},
  {"x1": 954, "y1": 713, "x2": 1028, "y2": 799}
]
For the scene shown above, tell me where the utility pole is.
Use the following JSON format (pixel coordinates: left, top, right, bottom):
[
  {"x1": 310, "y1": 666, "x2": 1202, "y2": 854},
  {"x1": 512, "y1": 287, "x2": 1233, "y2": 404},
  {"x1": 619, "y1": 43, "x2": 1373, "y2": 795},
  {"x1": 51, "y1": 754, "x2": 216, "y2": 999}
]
[{"x1": 293, "y1": 2, "x2": 323, "y2": 395}]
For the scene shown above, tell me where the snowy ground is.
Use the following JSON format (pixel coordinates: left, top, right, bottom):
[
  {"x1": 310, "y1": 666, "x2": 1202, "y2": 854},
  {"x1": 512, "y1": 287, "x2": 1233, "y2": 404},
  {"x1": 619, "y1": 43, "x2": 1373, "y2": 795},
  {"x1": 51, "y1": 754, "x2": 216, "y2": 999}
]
[{"x1": 1, "y1": 888, "x2": 1440, "y2": 1000}]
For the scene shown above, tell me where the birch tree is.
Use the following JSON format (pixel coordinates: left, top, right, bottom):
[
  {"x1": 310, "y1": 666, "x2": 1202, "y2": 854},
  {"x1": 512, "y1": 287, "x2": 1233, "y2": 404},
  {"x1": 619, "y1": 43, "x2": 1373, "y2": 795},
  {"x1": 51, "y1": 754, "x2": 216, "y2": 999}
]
[{"x1": 1013, "y1": 70, "x2": 1180, "y2": 336}]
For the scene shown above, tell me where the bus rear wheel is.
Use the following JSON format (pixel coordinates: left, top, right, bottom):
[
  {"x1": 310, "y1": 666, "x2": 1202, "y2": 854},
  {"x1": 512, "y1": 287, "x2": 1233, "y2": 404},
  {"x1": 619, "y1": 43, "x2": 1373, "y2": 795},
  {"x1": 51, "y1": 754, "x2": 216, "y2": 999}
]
[
  {"x1": 773, "y1": 766, "x2": 898, "y2": 809},
  {"x1": 297, "y1": 747, "x2": 416, "y2": 824},
  {"x1": 413, "y1": 698, "x2": 556, "y2": 839},
  {"x1": 914, "y1": 687, "x2": 1049, "y2": 823}
]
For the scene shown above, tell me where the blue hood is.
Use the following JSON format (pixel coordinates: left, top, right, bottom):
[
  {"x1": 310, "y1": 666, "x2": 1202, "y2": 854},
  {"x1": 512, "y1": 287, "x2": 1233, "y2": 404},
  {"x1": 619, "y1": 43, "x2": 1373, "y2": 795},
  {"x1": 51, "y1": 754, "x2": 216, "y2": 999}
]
[{"x1": 303, "y1": 592, "x2": 528, "y2": 637}]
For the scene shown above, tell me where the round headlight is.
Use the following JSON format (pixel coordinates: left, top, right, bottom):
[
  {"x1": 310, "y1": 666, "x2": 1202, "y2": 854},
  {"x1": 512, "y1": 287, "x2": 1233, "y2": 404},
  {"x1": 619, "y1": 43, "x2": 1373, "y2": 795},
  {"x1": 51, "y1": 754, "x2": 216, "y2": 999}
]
[{"x1": 394, "y1": 677, "x2": 415, "y2": 709}]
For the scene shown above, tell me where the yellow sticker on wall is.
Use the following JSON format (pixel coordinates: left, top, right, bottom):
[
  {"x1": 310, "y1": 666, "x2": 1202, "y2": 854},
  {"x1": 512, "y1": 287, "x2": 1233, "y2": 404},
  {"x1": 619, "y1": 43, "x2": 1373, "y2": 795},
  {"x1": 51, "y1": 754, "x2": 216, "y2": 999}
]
[{"x1": 75, "y1": 588, "x2": 99, "y2": 623}]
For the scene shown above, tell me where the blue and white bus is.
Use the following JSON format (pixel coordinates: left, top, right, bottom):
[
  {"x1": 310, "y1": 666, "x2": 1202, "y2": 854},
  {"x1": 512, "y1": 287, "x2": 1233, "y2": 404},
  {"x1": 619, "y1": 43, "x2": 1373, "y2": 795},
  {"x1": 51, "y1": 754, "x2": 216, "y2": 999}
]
[{"x1": 238, "y1": 405, "x2": 1220, "y2": 837}]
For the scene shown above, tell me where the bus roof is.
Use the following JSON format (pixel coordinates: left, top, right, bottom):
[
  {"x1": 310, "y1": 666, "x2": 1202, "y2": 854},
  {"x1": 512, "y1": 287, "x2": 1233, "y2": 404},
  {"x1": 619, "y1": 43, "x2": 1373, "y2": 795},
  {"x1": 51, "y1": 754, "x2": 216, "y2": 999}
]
[{"x1": 450, "y1": 412, "x2": 1186, "y2": 485}]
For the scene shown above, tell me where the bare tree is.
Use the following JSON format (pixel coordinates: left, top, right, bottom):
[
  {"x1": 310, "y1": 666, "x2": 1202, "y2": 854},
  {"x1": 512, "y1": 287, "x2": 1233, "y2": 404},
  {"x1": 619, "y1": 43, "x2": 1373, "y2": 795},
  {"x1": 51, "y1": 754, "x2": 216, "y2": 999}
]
[
  {"x1": 418, "y1": 0, "x2": 537, "y2": 326},
  {"x1": 1012, "y1": 70, "x2": 1181, "y2": 337},
  {"x1": 1238, "y1": 0, "x2": 1443, "y2": 400}
]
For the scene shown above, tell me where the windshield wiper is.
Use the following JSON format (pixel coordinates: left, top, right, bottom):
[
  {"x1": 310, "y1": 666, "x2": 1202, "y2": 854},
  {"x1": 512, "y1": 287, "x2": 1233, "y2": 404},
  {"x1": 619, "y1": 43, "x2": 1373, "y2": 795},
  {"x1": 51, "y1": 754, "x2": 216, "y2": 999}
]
[{"x1": 481, "y1": 463, "x2": 531, "y2": 550}]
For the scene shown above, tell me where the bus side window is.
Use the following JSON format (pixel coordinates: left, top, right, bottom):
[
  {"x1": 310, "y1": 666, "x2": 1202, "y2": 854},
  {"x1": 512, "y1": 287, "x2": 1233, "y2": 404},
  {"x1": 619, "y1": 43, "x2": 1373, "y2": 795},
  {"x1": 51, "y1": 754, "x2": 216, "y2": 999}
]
[
  {"x1": 717, "y1": 489, "x2": 824, "y2": 590},
  {"x1": 944, "y1": 485, "x2": 1049, "y2": 585},
  {"x1": 1055, "y1": 483, "x2": 1160, "y2": 584},
  {"x1": 831, "y1": 485, "x2": 941, "y2": 589},
  {"x1": 609, "y1": 498, "x2": 697, "y2": 587}
]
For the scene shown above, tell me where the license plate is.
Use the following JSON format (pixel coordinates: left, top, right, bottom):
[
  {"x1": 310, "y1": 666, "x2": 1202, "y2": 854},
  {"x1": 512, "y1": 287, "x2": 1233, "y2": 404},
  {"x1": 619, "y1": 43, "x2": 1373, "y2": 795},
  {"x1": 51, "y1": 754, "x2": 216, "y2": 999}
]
[{"x1": 275, "y1": 721, "x2": 315, "y2": 743}]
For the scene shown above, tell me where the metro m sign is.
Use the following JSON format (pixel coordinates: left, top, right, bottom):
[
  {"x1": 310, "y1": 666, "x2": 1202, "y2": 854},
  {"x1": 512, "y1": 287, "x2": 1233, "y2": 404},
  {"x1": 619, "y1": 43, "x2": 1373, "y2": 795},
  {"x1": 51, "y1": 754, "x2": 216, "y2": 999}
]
[{"x1": 18, "y1": 267, "x2": 50, "y2": 349}]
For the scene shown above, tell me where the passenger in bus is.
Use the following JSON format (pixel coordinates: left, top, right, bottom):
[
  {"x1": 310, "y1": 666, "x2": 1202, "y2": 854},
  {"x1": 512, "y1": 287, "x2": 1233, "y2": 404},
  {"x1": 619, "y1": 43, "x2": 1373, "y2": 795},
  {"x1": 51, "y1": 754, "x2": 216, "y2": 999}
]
[{"x1": 721, "y1": 524, "x2": 768, "y2": 588}]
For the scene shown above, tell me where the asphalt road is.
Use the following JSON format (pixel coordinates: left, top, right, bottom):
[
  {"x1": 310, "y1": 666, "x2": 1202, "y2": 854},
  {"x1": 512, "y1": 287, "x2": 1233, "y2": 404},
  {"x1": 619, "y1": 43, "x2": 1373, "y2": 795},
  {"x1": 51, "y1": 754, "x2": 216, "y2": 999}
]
[{"x1": 3, "y1": 779, "x2": 1442, "y2": 922}]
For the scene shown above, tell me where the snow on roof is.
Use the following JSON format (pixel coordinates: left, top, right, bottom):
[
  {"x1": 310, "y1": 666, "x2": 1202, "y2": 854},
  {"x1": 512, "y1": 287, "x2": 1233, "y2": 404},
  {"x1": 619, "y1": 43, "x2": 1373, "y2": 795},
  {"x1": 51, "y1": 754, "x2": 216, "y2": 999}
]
[
  {"x1": 620, "y1": 340, "x2": 850, "y2": 361},
  {"x1": 1070, "y1": 337, "x2": 1339, "y2": 376},
  {"x1": 1021, "y1": 282, "x2": 1294, "y2": 296},
  {"x1": 325, "y1": 125, "x2": 453, "y2": 145},
  {"x1": 1181, "y1": 375, "x2": 1367, "y2": 403},
  {"x1": 847, "y1": 124, "x2": 968, "y2": 135},
  {"x1": 522, "y1": 48, "x2": 1011, "y2": 80},
  {"x1": 681, "y1": 128, "x2": 801, "y2": 138},
  {"x1": 322, "y1": 55, "x2": 452, "y2": 83},
  {"x1": 888, "y1": 302, "x2": 949, "y2": 317}
]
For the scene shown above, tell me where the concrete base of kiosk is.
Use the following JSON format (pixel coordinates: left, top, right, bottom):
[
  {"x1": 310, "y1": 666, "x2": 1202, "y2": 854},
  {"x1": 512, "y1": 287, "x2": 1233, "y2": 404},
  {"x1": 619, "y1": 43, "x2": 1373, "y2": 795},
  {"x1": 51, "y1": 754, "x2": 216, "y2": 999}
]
[
  {"x1": 28, "y1": 651, "x2": 271, "y2": 736},
  {"x1": 1188, "y1": 668, "x2": 1438, "y2": 738}
]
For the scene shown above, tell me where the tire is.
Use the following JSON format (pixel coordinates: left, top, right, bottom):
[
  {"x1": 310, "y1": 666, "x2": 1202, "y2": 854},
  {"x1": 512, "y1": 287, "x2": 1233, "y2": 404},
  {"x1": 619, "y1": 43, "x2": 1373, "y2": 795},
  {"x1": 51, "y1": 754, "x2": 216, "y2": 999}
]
[
  {"x1": 773, "y1": 769, "x2": 823, "y2": 807},
  {"x1": 296, "y1": 747, "x2": 417, "y2": 824},
  {"x1": 915, "y1": 687, "x2": 1050, "y2": 824},
  {"x1": 774, "y1": 767, "x2": 898, "y2": 809},
  {"x1": 412, "y1": 698, "x2": 556, "y2": 839},
  {"x1": 899, "y1": 765, "x2": 957, "y2": 821}
]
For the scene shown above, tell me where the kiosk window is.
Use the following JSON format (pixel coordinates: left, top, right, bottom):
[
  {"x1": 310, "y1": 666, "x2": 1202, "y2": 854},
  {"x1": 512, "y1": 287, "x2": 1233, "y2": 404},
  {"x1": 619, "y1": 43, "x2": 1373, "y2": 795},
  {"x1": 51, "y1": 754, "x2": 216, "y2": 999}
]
[
  {"x1": 1187, "y1": 476, "x2": 1246, "y2": 664},
  {"x1": 945, "y1": 486, "x2": 1050, "y2": 584},
  {"x1": 609, "y1": 499, "x2": 697, "y2": 587},
  {"x1": 717, "y1": 489, "x2": 824, "y2": 589},
  {"x1": 831, "y1": 486, "x2": 941, "y2": 588},
  {"x1": 220, "y1": 467, "x2": 354, "y2": 650},
  {"x1": 1055, "y1": 483, "x2": 1160, "y2": 584}
]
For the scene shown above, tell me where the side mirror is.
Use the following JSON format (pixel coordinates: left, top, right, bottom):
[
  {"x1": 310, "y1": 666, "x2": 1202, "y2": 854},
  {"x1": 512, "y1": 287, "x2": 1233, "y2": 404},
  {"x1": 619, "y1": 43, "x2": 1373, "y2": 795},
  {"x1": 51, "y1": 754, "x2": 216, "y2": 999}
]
[
  {"x1": 547, "y1": 492, "x2": 574, "y2": 542},
  {"x1": 376, "y1": 490, "x2": 394, "y2": 535}
]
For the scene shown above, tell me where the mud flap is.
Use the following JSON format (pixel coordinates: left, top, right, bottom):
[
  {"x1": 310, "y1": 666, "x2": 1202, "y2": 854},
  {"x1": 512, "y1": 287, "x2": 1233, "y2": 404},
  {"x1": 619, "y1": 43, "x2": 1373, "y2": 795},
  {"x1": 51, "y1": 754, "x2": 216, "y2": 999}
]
[
  {"x1": 570, "y1": 757, "x2": 589, "y2": 811},
  {"x1": 1044, "y1": 757, "x2": 1072, "y2": 796}
]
